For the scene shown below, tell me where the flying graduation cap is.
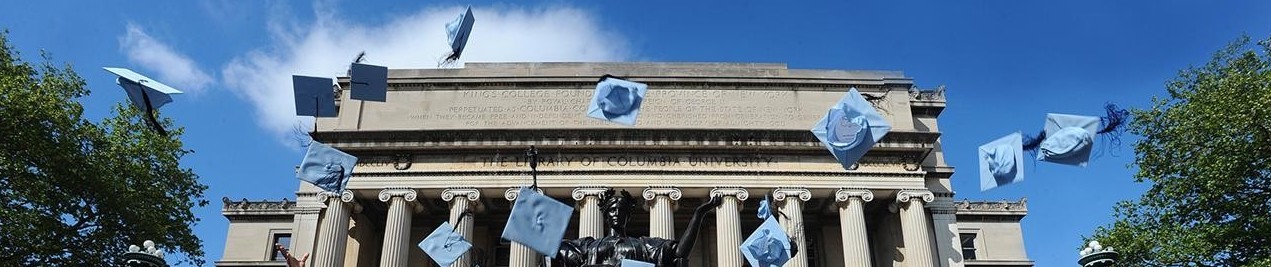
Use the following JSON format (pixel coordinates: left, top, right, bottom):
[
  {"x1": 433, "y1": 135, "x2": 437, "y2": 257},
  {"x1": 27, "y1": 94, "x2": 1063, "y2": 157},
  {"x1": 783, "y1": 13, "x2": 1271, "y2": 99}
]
[
  {"x1": 420, "y1": 221, "x2": 473, "y2": 266},
  {"x1": 811, "y1": 88, "x2": 892, "y2": 170},
  {"x1": 1035, "y1": 113, "x2": 1099, "y2": 167},
  {"x1": 296, "y1": 141, "x2": 357, "y2": 193},
  {"x1": 103, "y1": 67, "x2": 183, "y2": 135},
  {"x1": 442, "y1": 6, "x2": 476, "y2": 64},
  {"x1": 741, "y1": 198, "x2": 793, "y2": 267},
  {"x1": 292, "y1": 75, "x2": 337, "y2": 117},
  {"x1": 587, "y1": 75, "x2": 648, "y2": 126},
  {"x1": 979, "y1": 132, "x2": 1024, "y2": 191},
  {"x1": 501, "y1": 187, "x2": 573, "y2": 257},
  {"x1": 349, "y1": 63, "x2": 387, "y2": 102},
  {"x1": 620, "y1": 259, "x2": 655, "y2": 267}
]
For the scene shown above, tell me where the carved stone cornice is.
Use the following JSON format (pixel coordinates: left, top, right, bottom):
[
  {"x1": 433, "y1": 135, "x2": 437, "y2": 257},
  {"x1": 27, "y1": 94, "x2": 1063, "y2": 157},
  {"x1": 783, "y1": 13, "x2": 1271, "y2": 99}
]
[
  {"x1": 772, "y1": 187, "x2": 812, "y2": 202},
  {"x1": 709, "y1": 187, "x2": 749, "y2": 201},
  {"x1": 504, "y1": 187, "x2": 544, "y2": 201},
  {"x1": 571, "y1": 187, "x2": 610, "y2": 201},
  {"x1": 441, "y1": 188, "x2": 481, "y2": 202},
  {"x1": 834, "y1": 188, "x2": 875, "y2": 203},
  {"x1": 896, "y1": 190, "x2": 935, "y2": 204},
  {"x1": 954, "y1": 198, "x2": 1028, "y2": 216},
  {"x1": 221, "y1": 197, "x2": 296, "y2": 211}
]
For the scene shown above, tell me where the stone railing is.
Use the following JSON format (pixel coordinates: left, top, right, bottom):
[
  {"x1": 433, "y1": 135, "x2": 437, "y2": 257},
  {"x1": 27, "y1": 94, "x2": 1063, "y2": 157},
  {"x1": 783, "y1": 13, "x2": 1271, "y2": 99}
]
[
  {"x1": 954, "y1": 198, "x2": 1028, "y2": 216},
  {"x1": 909, "y1": 85, "x2": 946, "y2": 102},
  {"x1": 221, "y1": 197, "x2": 296, "y2": 217}
]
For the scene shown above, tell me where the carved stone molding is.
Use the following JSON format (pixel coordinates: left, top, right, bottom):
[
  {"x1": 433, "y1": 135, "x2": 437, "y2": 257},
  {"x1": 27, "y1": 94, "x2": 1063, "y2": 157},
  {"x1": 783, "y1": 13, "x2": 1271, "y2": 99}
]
[
  {"x1": 896, "y1": 189, "x2": 935, "y2": 204},
  {"x1": 571, "y1": 187, "x2": 610, "y2": 201},
  {"x1": 709, "y1": 187, "x2": 749, "y2": 201},
  {"x1": 504, "y1": 187, "x2": 544, "y2": 201},
  {"x1": 378, "y1": 188, "x2": 419, "y2": 202},
  {"x1": 772, "y1": 187, "x2": 812, "y2": 202},
  {"x1": 441, "y1": 188, "x2": 481, "y2": 202},
  {"x1": 954, "y1": 198, "x2": 1028, "y2": 212},
  {"x1": 834, "y1": 188, "x2": 875, "y2": 203},
  {"x1": 393, "y1": 154, "x2": 413, "y2": 170},
  {"x1": 641, "y1": 187, "x2": 682, "y2": 201},
  {"x1": 221, "y1": 197, "x2": 296, "y2": 211}
]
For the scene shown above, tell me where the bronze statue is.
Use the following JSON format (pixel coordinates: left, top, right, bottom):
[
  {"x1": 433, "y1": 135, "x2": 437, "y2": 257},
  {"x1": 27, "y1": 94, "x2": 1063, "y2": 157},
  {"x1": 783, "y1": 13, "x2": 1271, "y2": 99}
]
[{"x1": 552, "y1": 189, "x2": 721, "y2": 267}]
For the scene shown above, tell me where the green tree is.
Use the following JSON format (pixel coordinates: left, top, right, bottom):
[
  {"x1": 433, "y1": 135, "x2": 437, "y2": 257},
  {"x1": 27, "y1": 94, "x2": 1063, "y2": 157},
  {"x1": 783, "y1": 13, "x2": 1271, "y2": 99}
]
[
  {"x1": 1090, "y1": 36, "x2": 1271, "y2": 266},
  {"x1": 0, "y1": 30, "x2": 208, "y2": 265}
]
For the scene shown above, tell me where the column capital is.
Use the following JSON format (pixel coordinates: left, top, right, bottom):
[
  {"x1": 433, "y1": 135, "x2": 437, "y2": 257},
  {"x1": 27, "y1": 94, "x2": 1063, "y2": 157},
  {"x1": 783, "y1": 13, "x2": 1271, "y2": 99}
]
[
  {"x1": 316, "y1": 190, "x2": 361, "y2": 213},
  {"x1": 377, "y1": 188, "x2": 418, "y2": 202},
  {"x1": 772, "y1": 187, "x2": 812, "y2": 202},
  {"x1": 442, "y1": 188, "x2": 481, "y2": 202},
  {"x1": 835, "y1": 188, "x2": 875, "y2": 203},
  {"x1": 504, "y1": 187, "x2": 544, "y2": 201},
  {"x1": 642, "y1": 187, "x2": 682, "y2": 201},
  {"x1": 896, "y1": 189, "x2": 935, "y2": 204},
  {"x1": 710, "y1": 187, "x2": 749, "y2": 201},
  {"x1": 571, "y1": 187, "x2": 610, "y2": 201}
]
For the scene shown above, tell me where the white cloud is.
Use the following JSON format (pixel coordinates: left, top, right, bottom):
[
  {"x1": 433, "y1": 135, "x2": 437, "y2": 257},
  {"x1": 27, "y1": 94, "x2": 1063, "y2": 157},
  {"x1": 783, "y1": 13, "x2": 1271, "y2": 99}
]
[
  {"x1": 119, "y1": 24, "x2": 215, "y2": 94},
  {"x1": 221, "y1": 4, "x2": 632, "y2": 138}
]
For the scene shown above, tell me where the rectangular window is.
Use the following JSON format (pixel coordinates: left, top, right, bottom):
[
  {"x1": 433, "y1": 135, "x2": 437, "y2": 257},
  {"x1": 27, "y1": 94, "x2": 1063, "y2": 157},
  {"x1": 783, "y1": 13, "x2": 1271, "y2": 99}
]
[
  {"x1": 270, "y1": 233, "x2": 292, "y2": 261},
  {"x1": 960, "y1": 233, "x2": 977, "y2": 260}
]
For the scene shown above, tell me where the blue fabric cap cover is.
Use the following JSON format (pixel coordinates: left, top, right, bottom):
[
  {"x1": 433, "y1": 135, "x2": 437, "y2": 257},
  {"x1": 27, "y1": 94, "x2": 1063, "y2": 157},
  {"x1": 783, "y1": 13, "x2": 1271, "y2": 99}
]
[
  {"x1": 446, "y1": 6, "x2": 476, "y2": 57},
  {"x1": 741, "y1": 218, "x2": 793, "y2": 267},
  {"x1": 103, "y1": 67, "x2": 183, "y2": 113},
  {"x1": 979, "y1": 132, "x2": 1024, "y2": 191},
  {"x1": 586, "y1": 76, "x2": 648, "y2": 126},
  {"x1": 757, "y1": 196, "x2": 773, "y2": 220},
  {"x1": 420, "y1": 222, "x2": 472, "y2": 266},
  {"x1": 296, "y1": 141, "x2": 356, "y2": 193},
  {"x1": 292, "y1": 75, "x2": 337, "y2": 117},
  {"x1": 501, "y1": 187, "x2": 574, "y2": 258},
  {"x1": 349, "y1": 63, "x2": 388, "y2": 102},
  {"x1": 620, "y1": 259, "x2": 655, "y2": 267},
  {"x1": 810, "y1": 88, "x2": 892, "y2": 170},
  {"x1": 1038, "y1": 113, "x2": 1099, "y2": 167}
]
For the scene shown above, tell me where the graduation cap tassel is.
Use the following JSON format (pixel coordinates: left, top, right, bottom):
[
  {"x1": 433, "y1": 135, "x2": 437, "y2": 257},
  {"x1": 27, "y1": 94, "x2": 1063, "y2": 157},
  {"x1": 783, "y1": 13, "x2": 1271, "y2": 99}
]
[
  {"x1": 451, "y1": 210, "x2": 474, "y2": 232},
  {"x1": 1021, "y1": 130, "x2": 1046, "y2": 153},
  {"x1": 139, "y1": 91, "x2": 168, "y2": 136}
]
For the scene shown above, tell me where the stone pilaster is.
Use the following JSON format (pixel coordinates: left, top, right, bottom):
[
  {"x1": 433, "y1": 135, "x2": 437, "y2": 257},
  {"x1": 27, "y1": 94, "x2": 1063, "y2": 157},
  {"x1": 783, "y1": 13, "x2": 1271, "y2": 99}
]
[
  {"x1": 312, "y1": 191, "x2": 360, "y2": 267},
  {"x1": 896, "y1": 190, "x2": 936, "y2": 267},
  {"x1": 710, "y1": 187, "x2": 749, "y2": 267},
  {"x1": 835, "y1": 189, "x2": 875, "y2": 267},
  {"x1": 928, "y1": 195, "x2": 964, "y2": 267},
  {"x1": 642, "y1": 187, "x2": 682, "y2": 239},
  {"x1": 773, "y1": 188, "x2": 812, "y2": 267},
  {"x1": 377, "y1": 188, "x2": 420, "y2": 267},
  {"x1": 442, "y1": 188, "x2": 481, "y2": 267},
  {"x1": 504, "y1": 188, "x2": 541, "y2": 267},
  {"x1": 571, "y1": 187, "x2": 609, "y2": 238}
]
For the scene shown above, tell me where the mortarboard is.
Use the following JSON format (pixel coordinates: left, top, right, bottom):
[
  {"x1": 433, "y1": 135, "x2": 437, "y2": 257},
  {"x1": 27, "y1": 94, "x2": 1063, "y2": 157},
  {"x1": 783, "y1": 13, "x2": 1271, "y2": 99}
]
[
  {"x1": 757, "y1": 196, "x2": 773, "y2": 220},
  {"x1": 296, "y1": 141, "x2": 357, "y2": 193},
  {"x1": 292, "y1": 75, "x2": 337, "y2": 117},
  {"x1": 349, "y1": 63, "x2": 387, "y2": 102},
  {"x1": 501, "y1": 187, "x2": 573, "y2": 257},
  {"x1": 810, "y1": 88, "x2": 892, "y2": 170},
  {"x1": 419, "y1": 221, "x2": 472, "y2": 266},
  {"x1": 620, "y1": 259, "x2": 655, "y2": 267},
  {"x1": 1038, "y1": 113, "x2": 1099, "y2": 167},
  {"x1": 741, "y1": 218, "x2": 793, "y2": 267},
  {"x1": 979, "y1": 132, "x2": 1024, "y2": 191},
  {"x1": 586, "y1": 75, "x2": 647, "y2": 126},
  {"x1": 445, "y1": 6, "x2": 476, "y2": 59},
  {"x1": 103, "y1": 67, "x2": 183, "y2": 135}
]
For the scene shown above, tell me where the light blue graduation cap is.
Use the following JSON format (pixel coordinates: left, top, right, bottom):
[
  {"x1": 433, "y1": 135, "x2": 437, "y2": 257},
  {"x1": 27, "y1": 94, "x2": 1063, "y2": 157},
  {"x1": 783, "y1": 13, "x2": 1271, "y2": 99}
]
[
  {"x1": 621, "y1": 259, "x2": 655, "y2": 267},
  {"x1": 349, "y1": 63, "x2": 387, "y2": 102},
  {"x1": 810, "y1": 88, "x2": 892, "y2": 170},
  {"x1": 979, "y1": 132, "x2": 1024, "y2": 191},
  {"x1": 420, "y1": 221, "x2": 472, "y2": 266},
  {"x1": 1038, "y1": 113, "x2": 1099, "y2": 167},
  {"x1": 292, "y1": 75, "x2": 337, "y2": 117},
  {"x1": 501, "y1": 187, "x2": 573, "y2": 257},
  {"x1": 757, "y1": 196, "x2": 773, "y2": 220},
  {"x1": 445, "y1": 6, "x2": 476, "y2": 59},
  {"x1": 296, "y1": 141, "x2": 356, "y2": 193},
  {"x1": 741, "y1": 218, "x2": 793, "y2": 267},
  {"x1": 586, "y1": 75, "x2": 647, "y2": 126},
  {"x1": 103, "y1": 67, "x2": 183, "y2": 135}
]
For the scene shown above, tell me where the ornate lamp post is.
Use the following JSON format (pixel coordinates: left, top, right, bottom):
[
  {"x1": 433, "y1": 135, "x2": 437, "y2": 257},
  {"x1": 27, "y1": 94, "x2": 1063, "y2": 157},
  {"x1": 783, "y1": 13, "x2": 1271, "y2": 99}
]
[
  {"x1": 122, "y1": 240, "x2": 168, "y2": 267},
  {"x1": 1077, "y1": 240, "x2": 1119, "y2": 267}
]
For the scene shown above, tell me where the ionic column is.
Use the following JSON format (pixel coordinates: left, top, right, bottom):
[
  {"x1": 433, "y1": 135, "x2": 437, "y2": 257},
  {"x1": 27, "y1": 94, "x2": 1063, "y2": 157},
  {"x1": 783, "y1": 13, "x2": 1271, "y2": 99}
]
[
  {"x1": 504, "y1": 188, "x2": 541, "y2": 267},
  {"x1": 312, "y1": 191, "x2": 361, "y2": 267},
  {"x1": 773, "y1": 188, "x2": 812, "y2": 267},
  {"x1": 835, "y1": 189, "x2": 875, "y2": 267},
  {"x1": 710, "y1": 187, "x2": 748, "y2": 267},
  {"x1": 378, "y1": 188, "x2": 421, "y2": 267},
  {"x1": 442, "y1": 188, "x2": 481, "y2": 267},
  {"x1": 896, "y1": 190, "x2": 936, "y2": 267},
  {"x1": 642, "y1": 187, "x2": 682, "y2": 239},
  {"x1": 572, "y1": 187, "x2": 609, "y2": 238}
]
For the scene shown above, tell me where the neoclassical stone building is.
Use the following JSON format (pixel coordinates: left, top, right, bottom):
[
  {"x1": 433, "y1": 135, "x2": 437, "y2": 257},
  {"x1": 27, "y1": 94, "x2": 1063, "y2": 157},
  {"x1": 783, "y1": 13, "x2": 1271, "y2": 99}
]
[{"x1": 215, "y1": 62, "x2": 1033, "y2": 267}]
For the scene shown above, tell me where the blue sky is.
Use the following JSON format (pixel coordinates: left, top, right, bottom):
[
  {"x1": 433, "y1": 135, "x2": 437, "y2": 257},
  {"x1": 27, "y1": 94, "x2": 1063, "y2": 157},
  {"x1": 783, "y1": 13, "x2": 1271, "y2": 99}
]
[{"x1": 4, "y1": 1, "x2": 1270, "y2": 266}]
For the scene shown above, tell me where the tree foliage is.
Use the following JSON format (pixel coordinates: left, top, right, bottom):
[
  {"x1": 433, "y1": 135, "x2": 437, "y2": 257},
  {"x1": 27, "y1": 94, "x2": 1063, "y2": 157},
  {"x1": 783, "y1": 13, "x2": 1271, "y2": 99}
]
[
  {"x1": 0, "y1": 30, "x2": 208, "y2": 265},
  {"x1": 1090, "y1": 36, "x2": 1271, "y2": 266}
]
